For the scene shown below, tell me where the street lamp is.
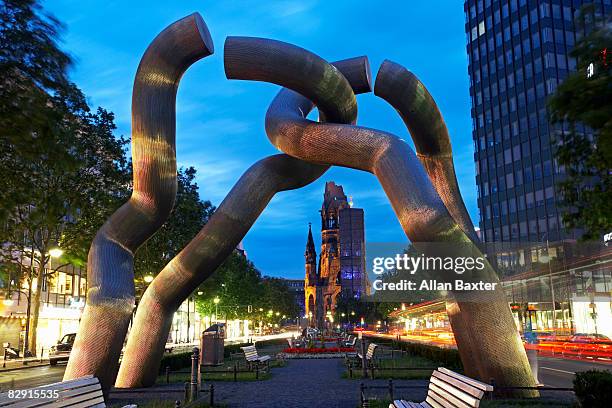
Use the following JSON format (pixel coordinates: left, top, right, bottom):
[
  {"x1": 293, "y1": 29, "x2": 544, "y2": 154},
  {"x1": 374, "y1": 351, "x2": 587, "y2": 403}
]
[
  {"x1": 197, "y1": 291, "x2": 203, "y2": 296},
  {"x1": 213, "y1": 297, "x2": 220, "y2": 323},
  {"x1": 49, "y1": 248, "x2": 63, "y2": 258},
  {"x1": 144, "y1": 275, "x2": 154, "y2": 283}
]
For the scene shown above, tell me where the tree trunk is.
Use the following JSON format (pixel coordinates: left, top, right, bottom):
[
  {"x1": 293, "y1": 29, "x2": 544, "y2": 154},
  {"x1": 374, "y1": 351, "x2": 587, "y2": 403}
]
[{"x1": 28, "y1": 256, "x2": 46, "y2": 356}]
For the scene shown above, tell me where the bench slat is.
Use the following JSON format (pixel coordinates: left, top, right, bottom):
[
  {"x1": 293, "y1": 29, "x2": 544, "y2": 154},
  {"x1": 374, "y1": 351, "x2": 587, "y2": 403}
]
[
  {"x1": 0, "y1": 376, "x2": 98, "y2": 403},
  {"x1": 0, "y1": 376, "x2": 103, "y2": 408},
  {"x1": 430, "y1": 376, "x2": 479, "y2": 406},
  {"x1": 0, "y1": 397, "x2": 55, "y2": 408},
  {"x1": 36, "y1": 377, "x2": 98, "y2": 392},
  {"x1": 56, "y1": 385, "x2": 103, "y2": 401},
  {"x1": 431, "y1": 371, "x2": 484, "y2": 399},
  {"x1": 51, "y1": 390, "x2": 103, "y2": 408},
  {"x1": 424, "y1": 392, "x2": 446, "y2": 408},
  {"x1": 53, "y1": 395, "x2": 104, "y2": 408},
  {"x1": 437, "y1": 368, "x2": 492, "y2": 392},
  {"x1": 428, "y1": 382, "x2": 472, "y2": 408}
]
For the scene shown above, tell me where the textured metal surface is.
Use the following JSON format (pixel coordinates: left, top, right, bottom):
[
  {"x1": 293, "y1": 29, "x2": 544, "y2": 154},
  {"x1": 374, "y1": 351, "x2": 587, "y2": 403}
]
[
  {"x1": 374, "y1": 60, "x2": 477, "y2": 243},
  {"x1": 225, "y1": 38, "x2": 537, "y2": 395},
  {"x1": 373, "y1": 61, "x2": 536, "y2": 392},
  {"x1": 63, "y1": 13, "x2": 214, "y2": 395},
  {"x1": 115, "y1": 56, "x2": 371, "y2": 388},
  {"x1": 373, "y1": 60, "x2": 485, "y2": 379}
]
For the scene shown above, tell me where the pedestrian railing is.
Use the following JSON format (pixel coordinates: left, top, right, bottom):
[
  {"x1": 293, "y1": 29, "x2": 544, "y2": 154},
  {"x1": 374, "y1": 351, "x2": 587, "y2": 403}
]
[{"x1": 359, "y1": 378, "x2": 576, "y2": 407}]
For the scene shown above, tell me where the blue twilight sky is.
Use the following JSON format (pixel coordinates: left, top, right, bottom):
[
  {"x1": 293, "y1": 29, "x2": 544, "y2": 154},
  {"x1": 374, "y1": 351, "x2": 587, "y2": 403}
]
[{"x1": 46, "y1": 0, "x2": 478, "y2": 279}]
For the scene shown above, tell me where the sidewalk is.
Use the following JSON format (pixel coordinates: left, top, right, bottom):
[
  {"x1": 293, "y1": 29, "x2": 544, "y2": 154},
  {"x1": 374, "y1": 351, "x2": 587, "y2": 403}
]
[
  {"x1": 0, "y1": 358, "x2": 48, "y2": 372},
  {"x1": 109, "y1": 358, "x2": 428, "y2": 408}
]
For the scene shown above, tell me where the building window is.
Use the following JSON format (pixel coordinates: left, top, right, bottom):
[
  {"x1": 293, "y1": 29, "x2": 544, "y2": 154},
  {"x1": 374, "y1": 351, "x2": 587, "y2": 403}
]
[{"x1": 526, "y1": 192, "x2": 535, "y2": 209}]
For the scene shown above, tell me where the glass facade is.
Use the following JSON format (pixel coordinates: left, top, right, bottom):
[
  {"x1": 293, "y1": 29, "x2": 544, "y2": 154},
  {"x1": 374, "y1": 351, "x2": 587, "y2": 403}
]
[{"x1": 464, "y1": 0, "x2": 611, "y2": 244}]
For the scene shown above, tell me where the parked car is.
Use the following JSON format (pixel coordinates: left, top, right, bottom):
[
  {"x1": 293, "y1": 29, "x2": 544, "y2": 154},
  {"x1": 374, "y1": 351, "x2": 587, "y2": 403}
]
[{"x1": 49, "y1": 333, "x2": 76, "y2": 365}]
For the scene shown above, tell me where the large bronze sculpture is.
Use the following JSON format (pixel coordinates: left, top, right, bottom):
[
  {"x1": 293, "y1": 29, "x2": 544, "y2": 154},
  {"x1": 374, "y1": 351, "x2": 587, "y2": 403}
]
[
  {"x1": 65, "y1": 12, "x2": 537, "y2": 398},
  {"x1": 115, "y1": 55, "x2": 372, "y2": 387}
]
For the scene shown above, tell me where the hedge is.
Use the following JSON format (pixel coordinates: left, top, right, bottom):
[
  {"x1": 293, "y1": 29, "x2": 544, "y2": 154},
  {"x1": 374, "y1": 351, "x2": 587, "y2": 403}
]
[
  {"x1": 573, "y1": 369, "x2": 612, "y2": 408},
  {"x1": 158, "y1": 351, "x2": 192, "y2": 373},
  {"x1": 397, "y1": 342, "x2": 463, "y2": 370}
]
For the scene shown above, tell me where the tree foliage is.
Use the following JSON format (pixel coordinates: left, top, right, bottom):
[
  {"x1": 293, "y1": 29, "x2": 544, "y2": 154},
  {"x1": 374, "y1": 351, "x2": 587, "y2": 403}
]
[
  {"x1": 548, "y1": 6, "x2": 612, "y2": 240},
  {"x1": 194, "y1": 254, "x2": 300, "y2": 324},
  {"x1": 0, "y1": 0, "x2": 129, "y2": 353},
  {"x1": 133, "y1": 167, "x2": 214, "y2": 284}
]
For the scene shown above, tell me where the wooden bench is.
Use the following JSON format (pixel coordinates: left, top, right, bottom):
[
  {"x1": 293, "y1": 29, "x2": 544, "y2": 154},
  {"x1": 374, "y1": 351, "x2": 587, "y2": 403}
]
[
  {"x1": 390, "y1": 367, "x2": 493, "y2": 408},
  {"x1": 287, "y1": 337, "x2": 305, "y2": 349},
  {"x1": 0, "y1": 375, "x2": 105, "y2": 408},
  {"x1": 345, "y1": 336, "x2": 356, "y2": 347},
  {"x1": 357, "y1": 343, "x2": 378, "y2": 364},
  {"x1": 240, "y1": 345, "x2": 271, "y2": 370}
]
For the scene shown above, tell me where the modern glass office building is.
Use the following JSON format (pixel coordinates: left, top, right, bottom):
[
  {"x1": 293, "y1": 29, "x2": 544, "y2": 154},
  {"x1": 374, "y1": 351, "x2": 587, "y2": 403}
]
[{"x1": 464, "y1": 0, "x2": 610, "y2": 244}]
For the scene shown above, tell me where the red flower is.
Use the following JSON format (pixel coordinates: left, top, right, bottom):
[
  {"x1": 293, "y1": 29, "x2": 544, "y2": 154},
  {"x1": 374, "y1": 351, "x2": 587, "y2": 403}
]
[{"x1": 281, "y1": 347, "x2": 356, "y2": 354}]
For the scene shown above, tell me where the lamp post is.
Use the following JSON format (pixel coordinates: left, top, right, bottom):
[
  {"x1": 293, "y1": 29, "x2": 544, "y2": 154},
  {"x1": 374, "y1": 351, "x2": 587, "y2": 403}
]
[{"x1": 213, "y1": 297, "x2": 220, "y2": 324}]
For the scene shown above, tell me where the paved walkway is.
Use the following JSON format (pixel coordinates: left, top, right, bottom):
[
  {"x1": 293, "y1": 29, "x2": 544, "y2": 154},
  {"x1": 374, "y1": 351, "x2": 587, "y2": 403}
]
[{"x1": 110, "y1": 359, "x2": 428, "y2": 408}]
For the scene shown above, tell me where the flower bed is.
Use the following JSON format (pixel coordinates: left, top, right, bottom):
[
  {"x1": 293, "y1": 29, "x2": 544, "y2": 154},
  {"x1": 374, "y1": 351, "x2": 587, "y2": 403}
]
[
  {"x1": 278, "y1": 347, "x2": 356, "y2": 359},
  {"x1": 283, "y1": 347, "x2": 355, "y2": 354}
]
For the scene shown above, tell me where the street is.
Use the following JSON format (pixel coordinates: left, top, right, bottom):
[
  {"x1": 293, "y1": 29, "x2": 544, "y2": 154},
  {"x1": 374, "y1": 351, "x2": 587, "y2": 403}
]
[
  {"x1": 537, "y1": 356, "x2": 611, "y2": 388},
  {"x1": 0, "y1": 365, "x2": 65, "y2": 391},
  {"x1": 0, "y1": 332, "x2": 299, "y2": 392}
]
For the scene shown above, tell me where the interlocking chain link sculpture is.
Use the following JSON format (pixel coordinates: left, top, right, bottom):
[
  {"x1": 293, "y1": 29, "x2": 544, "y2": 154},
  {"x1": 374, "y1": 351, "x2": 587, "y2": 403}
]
[{"x1": 64, "y1": 13, "x2": 538, "y2": 398}]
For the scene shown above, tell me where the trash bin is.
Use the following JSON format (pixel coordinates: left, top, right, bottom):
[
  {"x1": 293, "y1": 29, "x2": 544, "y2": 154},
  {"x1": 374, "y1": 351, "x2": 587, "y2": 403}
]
[{"x1": 200, "y1": 324, "x2": 225, "y2": 366}]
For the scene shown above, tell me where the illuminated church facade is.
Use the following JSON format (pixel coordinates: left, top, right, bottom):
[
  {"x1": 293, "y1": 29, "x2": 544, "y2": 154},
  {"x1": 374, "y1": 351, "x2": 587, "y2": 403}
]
[{"x1": 304, "y1": 182, "x2": 367, "y2": 328}]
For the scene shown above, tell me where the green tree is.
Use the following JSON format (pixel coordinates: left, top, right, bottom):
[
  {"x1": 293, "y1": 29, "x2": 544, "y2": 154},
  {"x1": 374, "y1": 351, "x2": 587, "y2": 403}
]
[
  {"x1": 260, "y1": 277, "x2": 300, "y2": 321},
  {"x1": 194, "y1": 252, "x2": 263, "y2": 320},
  {"x1": 548, "y1": 6, "x2": 612, "y2": 240},
  {"x1": 132, "y1": 167, "x2": 214, "y2": 293},
  {"x1": 0, "y1": 0, "x2": 130, "y2": 354}
]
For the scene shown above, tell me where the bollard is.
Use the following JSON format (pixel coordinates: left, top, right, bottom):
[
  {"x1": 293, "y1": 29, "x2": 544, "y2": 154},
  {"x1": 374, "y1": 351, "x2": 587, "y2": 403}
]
[
  {"x1": 388, "y1": 379, "x2": 394, "y2": 400},
  {"x1": 3, "y1": 349, "x2": 6, "y2": 368},
  {"x1": 166, "y1": 366, "x2": 170, "y2": 384},
  {"x1": 359, "y1": 382, "x2": 365, "y2": 406},
  {"x1": 209, "y1": 384, "x2": 214, "y2": 406},
  {"x1": 255, "y1": 364, "x2": 259, "y2": 379},
  {"x1": 40, "y1": 347, "x2": 44, "y2": 363},
  {"x1": 189, "y1": 347, "x2": 199, "y2": 402},
  {"x1": 349, "y1": 361, "x2": 353, "y2": 378},
  {"x1": 233, "y1": 362, "x2": 237, "y2": 382}
]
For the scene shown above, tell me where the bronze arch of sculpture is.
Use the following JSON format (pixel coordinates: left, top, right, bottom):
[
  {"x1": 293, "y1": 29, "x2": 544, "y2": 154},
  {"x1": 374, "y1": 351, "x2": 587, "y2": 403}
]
[
  {"x1": 64, "y1": 12, "x2": 537, "y2": 398},
  {"x1": 63, "y1": 13, "x2": 214, "y2": 395},
  {"x1": 225, "y1": 36, "x2": 537, "y2": 395}
]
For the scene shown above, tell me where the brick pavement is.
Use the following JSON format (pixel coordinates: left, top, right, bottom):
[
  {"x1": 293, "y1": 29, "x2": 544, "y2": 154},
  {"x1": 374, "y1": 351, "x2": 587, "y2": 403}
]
[{"x1": 110, "y1": 358, "x2": 428, "y2": 408}]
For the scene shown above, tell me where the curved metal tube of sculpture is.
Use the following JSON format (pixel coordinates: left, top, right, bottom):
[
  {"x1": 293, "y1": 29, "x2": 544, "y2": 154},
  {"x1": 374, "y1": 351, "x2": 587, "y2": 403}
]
[
  {"x1": 115, "y1": 56, "x2": 371, "y2": 388},
  {"x1": 63, "y1": 13, "x2": 214, "y2": 394},
  {"x1": 374, "y1": 60, "x2": 477, "y2": 242},
  {"x1": 373, "y1": 60, "x2": 484, "y2": 377},
  {"x1": 224, "y1": 37, "x2": 537, "y2": 395}
]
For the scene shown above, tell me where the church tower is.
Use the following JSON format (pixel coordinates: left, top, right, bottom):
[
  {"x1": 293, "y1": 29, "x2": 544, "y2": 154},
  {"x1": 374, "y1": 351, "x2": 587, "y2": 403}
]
[
  {"x1": 318, "y1": 182, "x2": 349, "y2": 316},
  {"x1": 303, "y1": 181, "x2": 367, "y2": 329},
  {"x1": 304, "y1": 223, "x2": 317, "y2": 287}
]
